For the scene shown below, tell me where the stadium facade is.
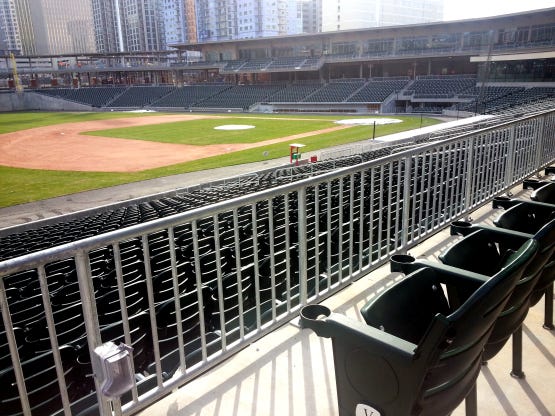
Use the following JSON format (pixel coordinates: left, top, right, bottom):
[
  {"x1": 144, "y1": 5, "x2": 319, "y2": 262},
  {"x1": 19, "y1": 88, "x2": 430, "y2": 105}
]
[{"x1": 0, "y1": 73, "x2": 554, "y2": 416}]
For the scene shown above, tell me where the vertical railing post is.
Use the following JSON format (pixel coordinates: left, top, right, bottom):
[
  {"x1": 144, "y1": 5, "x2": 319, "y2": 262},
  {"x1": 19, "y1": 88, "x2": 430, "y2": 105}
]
[
  {"x1": 0, "y1": 276, "x2": 30, "y2": 415},
  {"x1": 545, "y1": 113, "x2": 555, "y2": 163},
  {"x1": 38, "y1": 265, "x2": 72, "y2": 414},
  {"x1": 192, "y1": 220, "x2": 209, "y2": 358},
  {"x1": 357, "y1": 170, "x2": 365, "y2": 274},
  {"x1": 463, "y1": 138, "x2": 475, "y2": 214},
  {"x1": 168, "y1": 226, "x2": 186, "y2": 370},
  {"x1": 400, "y1": 155, "x2": 413, "y2": 252},
  {"x1": 142, "y1": 234, "x2": 163, "y2": 387},
  {"x1": 348, "y1": 173, "x2": 355, "y2": 278},
  {"x1": 297, "y1": 187, "x2": 308, "y2": 306},
  {"x1": 251, "y1": 206, "x2": 262, "y2": 328},
  {"x1": 504, "y1": 123, "x2": 517, "y2": 189},
  {"x1": 75, "y1": 250, "x2": 112, "y2": 416},
  {"x1": 268, "y1": 197, "x2": 277, "y2": 322},
  {"x1": 534, "y1": 116, "x2": 546, "y2": 171}
]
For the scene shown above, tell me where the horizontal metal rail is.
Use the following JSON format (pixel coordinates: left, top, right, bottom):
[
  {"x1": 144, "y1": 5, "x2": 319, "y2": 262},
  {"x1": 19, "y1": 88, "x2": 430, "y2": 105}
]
[{"x1": 0, "y1": 109, "x2": 554, "y2": 416}]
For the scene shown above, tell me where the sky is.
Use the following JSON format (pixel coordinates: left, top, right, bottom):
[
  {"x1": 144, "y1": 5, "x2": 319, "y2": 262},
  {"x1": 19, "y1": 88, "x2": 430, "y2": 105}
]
[{"x1": 443, "y1": 0, "x2": 555, "y2": 20}]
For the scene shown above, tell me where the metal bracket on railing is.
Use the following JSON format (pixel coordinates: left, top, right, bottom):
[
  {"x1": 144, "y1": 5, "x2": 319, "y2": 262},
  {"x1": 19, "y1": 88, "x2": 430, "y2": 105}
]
[{"x1": 92, "y1": 342, "x2": 135, "y2": 399}]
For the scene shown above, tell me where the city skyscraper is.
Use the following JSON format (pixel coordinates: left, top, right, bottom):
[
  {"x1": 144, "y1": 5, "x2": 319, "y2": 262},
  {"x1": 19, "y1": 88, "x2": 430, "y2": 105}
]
[
  {"x1": 1, "y1": 0, "x2": 96, "y2": 55},
  {"x1": 0, "y1": 0, "x2": 22, "y2": 53},
  {"x1": 299, "y1": 0, "x2": 322, "y2": 34},
  {"x1": 1, "y1": 0, "x2": 449, "y2": 54},
  {"x1": 322, "y1": 0, "x2": 444, "y2": 31},
  {"x1": 92, "y1": 0, "x2": 164, "y2": 53},
  {"x1": 196, "y1": 0, "x2": 302, "y2": 42},
  {"x1": 161, "y1": 0, "x2": 198, "y2": 45}
]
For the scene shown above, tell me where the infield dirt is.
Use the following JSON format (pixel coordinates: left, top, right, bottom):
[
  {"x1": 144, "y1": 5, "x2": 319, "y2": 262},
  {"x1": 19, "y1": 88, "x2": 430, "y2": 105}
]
[{"x1": 0, "y1": 114, "x2": 350, "y2": 172}]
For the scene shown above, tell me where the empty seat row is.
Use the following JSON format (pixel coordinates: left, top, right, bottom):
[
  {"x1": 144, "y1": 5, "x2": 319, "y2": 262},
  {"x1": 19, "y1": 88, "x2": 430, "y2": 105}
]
[{"x1": 301, "y1": 169, "x2": 555, "y2": 414}]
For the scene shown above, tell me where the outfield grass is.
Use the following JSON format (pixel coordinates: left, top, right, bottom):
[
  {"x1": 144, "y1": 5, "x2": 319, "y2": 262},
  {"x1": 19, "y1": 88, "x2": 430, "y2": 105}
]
[
  {"x1": 0, "y1": 112, "x2": 441, "y2": 208},
  {"x1": 84, "y1": 117, "x2": 336, "y2": 145},
  {"x1": 0, "y1": 111, "x2": 158, "y2": 134}
]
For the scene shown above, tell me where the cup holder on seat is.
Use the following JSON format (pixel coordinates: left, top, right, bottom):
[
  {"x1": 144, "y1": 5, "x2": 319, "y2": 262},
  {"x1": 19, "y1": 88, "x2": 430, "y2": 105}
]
[{"x1": 300, "y1": 304, "x2": 331, "y2": 322}]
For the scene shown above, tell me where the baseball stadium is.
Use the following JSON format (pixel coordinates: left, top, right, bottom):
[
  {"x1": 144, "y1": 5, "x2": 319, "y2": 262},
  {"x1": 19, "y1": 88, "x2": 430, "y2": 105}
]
[{"x1": 0, "y1": 7, "x2": 555, "y2": 416}]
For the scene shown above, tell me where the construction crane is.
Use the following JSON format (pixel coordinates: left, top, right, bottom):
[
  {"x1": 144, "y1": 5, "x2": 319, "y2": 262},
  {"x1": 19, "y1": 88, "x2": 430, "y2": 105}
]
[{"x1": 9, "y1": 52, "x2": 23, "y2": 93}]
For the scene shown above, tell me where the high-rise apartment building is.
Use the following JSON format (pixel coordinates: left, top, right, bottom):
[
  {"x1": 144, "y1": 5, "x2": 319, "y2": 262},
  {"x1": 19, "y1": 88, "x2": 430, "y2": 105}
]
[
  {"x1": 196, "y1": 0, "x2": 229, "y2": 42},
  {"x1": 160, "y1": 0, "x2": 200, "y2": 46},
  {"x1": 299, "y1": 0, "x2": 322, "y2": 34},
  {"x1": 2, "y1": 0, "x2": 95, "y2": 55},
  {"x1": 184, "y1": 0, "x2": 197, "y2": 43},
  {"x1": 0, "y1": 0, "x2": 22, "y2": 53},
  {"x1": 236, "y1": 0, "x2": 298, "y2": 39},
  {"x1": 92, "y1": 0, "x2": 121, "y2": 52},
  {"x1": 92, "y1": 0, "x2": 164, "y2": 53},
  {"x1": 322, "y1": 0, "x2": 443, "y2": 31},
  {"x1": 161, "y1": 0, "x2": 186, "y2": 46},
  {"x1": 196, "y1": 0, "x2": 301, "y2": 42}
]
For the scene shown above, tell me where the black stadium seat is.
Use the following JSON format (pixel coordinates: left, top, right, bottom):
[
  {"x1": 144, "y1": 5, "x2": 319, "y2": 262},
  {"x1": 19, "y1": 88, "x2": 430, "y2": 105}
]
[
  {"x1": 301, "y1": 236, "x2": 536, "y2": 416},
  {"x1": 0, "y1": 345, "x2": 81, "y2": 416}
]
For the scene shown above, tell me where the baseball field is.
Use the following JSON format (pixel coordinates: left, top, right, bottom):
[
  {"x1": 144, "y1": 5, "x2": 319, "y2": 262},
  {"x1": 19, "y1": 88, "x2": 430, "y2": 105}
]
[{"x1": 0, "y1": 111, "x2": 441, "y2": 208}]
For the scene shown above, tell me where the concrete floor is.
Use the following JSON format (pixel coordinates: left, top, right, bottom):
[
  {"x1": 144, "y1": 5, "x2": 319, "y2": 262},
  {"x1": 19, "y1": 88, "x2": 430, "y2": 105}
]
[{"x1": 137, "y1": 188, "x2": 555, "y2": 416}]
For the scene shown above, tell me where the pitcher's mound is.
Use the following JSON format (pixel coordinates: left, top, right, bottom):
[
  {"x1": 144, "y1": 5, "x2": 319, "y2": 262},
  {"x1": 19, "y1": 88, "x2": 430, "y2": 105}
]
[{"x1": 214, "y1": 125, "x2": 255, "y2": 130}]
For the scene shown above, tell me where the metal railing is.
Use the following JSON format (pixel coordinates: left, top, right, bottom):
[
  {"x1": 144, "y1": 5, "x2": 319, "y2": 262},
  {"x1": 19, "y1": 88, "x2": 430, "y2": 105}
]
[{"x1": 1, "y1": 109, "x2": 554, "y2": 416}]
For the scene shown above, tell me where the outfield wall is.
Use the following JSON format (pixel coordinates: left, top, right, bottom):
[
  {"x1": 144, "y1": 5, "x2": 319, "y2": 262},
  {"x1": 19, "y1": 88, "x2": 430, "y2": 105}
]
[
  {"x1": 0, "y1": 92, "x2": 94, "y2": 112},
  {"x1": 257, "y1": 102, "x2": 382, "y2": 114}
]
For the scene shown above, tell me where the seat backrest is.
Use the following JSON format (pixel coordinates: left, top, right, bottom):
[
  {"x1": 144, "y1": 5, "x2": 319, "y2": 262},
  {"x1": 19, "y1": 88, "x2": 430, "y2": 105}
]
[
  {"x1": 440, "y1": 226, "x2": 555, "y2": 360},
  {"x1": 354, "y1": 239, "x2": 537, "y2": 416},
  {"x1": 0, "y1": 345, "x2": 78, "y2": 416},
  {"x1": 0, "y1": 327, "x2": 27, "y2": 369},
  {"x1": 494, "y1": 205, "x2": 555, "y2": 306},
  {"x1": 531, "y1": 182, "x2": 555, "y2": 203},
  {"x1": 155, "y1": 286, "x2": 205, "y2": 335},
  {"x1": 76, "y1": 312, "x2": 153, "y2": 377},
  {"x1": 494, "y1": 202, "x2": 555, "y2": 234},
  {"x1": 439, "y1": 229, "x2": 507, "y2": 276},
  {"x1": 416, "y1": 238, "x2": 537, "y2": 415}
]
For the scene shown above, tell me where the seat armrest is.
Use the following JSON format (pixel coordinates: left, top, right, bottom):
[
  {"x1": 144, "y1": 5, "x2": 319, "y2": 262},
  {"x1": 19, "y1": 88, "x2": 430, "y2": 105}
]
[
  {"x1": 300, "y1": 305, "x2": 416, "y2": 360},
  {"x1": 450, "y1": 222, "x2": 531, "y2": 244},
  {"x1": 300, "y1": 304, "x2": 451, "y2": 416},
  {"x1": 493, "y1": 198, "x2": 555, "y2": 210},
  {"x1": 390, "y1": 257, "x2": 489, "y2": 285}
]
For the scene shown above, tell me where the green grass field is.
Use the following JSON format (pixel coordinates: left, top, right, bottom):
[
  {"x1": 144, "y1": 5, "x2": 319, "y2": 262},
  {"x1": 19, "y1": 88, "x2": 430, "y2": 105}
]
[{"x1": 0, "y1": 111, "x2": 441, "y2": 208}]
